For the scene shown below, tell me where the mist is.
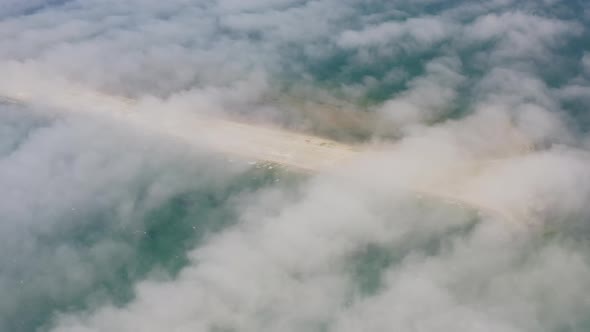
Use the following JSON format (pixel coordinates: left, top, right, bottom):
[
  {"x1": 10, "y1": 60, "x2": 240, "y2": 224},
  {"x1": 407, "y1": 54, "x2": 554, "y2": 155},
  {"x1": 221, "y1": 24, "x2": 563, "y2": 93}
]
[{"x1": 1, "y1": 1, "x2": 590, "y2": 331}]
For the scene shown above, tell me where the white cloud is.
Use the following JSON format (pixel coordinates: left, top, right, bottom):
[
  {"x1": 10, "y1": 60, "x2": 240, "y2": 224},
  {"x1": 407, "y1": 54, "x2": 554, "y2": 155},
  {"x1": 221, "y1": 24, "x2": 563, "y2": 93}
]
[
  {"x1": 376, "y1": 56, "x2": 465, "y2": 132},
  {"x1": 583, "y1": 53, "x2": 590, "y2": 75},
  {"x1": 0, "y1": 0, "x2": 52, "y2": 18},
  {"x1": 216, "y1": 0, "x2": 303, "y2": 12},
  {"x1": 0, "y1": 102, "x2": 256, "y2": 331},
  {"x1": 338, "y1": 16, "x2": 457, "y2": 51},
  {"x1": 47, "y1": 126, "x2": 590, "y2": 332},
  {"x1": 463, "y1": 12, "x2": 581, "y2": 63},
  {"x1": 1, "y1": 1, "x2": 590, "y2": 331}
]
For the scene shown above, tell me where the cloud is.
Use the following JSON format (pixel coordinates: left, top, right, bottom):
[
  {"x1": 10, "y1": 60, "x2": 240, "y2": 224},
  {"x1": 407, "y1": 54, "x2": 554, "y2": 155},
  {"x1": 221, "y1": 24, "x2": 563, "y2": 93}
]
[
  {"x1": 0, "y1": 99, "x2": 254, "y2": 331},
  {"x1": 0, "y1": 0, "x2": 58, "y2": 18},
  {"x1": 216, "y1": 0, "x2": 303, "y2": 12},
  {"x1": 463, "y1": 11, "x2": 581, "y2": 65},
  {"x1": 47, "y1": 134, "x2": 590, "y2": 332},
  {"x1": 338, "y1": 16, "x2": 457, "y2": 50},
  {"x1": 583, "y1": 53, "x2": 590, "y2": 76},
  {"x1": 376, "y1": 56, "x2": 465, "y2": 132},
  {"x1": 1, "y1": 0, "x2": 590, "y2": 331}
]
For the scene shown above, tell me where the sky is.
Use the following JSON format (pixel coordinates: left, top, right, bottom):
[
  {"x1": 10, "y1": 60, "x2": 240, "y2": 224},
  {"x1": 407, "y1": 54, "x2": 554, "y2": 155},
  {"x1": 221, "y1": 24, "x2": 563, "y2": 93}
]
[{"x1": 1, "y1": 0, "x2": 590, "y2": 331}]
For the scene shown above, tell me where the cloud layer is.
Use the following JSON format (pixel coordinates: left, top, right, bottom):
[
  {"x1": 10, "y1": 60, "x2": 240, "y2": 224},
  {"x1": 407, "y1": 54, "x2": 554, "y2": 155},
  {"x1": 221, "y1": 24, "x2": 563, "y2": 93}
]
[{"x1": 1, "y1": 0, "x2": 590, "y2": 331}]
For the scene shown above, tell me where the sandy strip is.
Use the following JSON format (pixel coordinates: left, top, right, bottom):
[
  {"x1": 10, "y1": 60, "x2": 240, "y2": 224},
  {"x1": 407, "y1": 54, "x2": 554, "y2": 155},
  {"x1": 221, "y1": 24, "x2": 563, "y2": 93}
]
[{"x1": 0, "y1": 83, "x2": 529, "y2": 225}]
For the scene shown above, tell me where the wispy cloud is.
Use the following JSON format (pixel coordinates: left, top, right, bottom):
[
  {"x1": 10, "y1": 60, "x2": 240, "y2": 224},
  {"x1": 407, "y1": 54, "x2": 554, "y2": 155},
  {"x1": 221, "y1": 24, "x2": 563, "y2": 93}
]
[{"x1": 1, "y1": 1, "x2": 590, "y2": 331}]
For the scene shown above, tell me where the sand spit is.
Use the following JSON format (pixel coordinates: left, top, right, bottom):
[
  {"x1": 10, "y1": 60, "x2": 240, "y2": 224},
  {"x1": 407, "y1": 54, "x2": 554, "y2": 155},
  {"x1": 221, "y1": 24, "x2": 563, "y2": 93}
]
[{"x1": 0, "y1": 82, "x2": 534, "y2": 225}]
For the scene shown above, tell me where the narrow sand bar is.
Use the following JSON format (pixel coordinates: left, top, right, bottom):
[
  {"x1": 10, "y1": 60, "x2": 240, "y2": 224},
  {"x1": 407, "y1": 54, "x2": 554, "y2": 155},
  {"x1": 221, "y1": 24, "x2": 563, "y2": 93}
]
[{"x1": 0, "y1": 84, "x2": 528, "y2": 225}]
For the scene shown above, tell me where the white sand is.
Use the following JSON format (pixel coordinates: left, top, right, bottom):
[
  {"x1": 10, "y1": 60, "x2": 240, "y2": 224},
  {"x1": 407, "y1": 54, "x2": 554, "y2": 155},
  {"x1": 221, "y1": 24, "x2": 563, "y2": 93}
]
[{"x1": 0, "y1": 82, "x2": 529, "y2": 225}]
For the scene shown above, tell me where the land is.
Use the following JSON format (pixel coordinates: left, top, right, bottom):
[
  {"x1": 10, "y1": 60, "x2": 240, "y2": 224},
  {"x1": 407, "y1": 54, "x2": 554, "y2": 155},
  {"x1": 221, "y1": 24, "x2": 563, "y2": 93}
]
[{"x1": 0, "y1": 82, "x2": 529, "y2": 225}]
